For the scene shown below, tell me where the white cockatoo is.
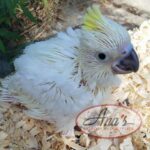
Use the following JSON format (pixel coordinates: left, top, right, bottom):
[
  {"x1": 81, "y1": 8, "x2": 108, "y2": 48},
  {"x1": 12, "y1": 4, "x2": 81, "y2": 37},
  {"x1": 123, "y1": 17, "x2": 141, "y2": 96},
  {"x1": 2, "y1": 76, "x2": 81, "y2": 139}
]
[{"x1": 0, "y1": 5, "x2": 139, "y2": 136}]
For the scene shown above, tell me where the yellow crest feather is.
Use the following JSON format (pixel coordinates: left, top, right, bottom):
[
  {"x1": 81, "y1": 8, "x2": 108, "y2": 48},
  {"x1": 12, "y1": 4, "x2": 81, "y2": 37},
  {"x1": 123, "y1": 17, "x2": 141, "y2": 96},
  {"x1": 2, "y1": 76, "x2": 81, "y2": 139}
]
[{"x1": 83, "y1": 5, "x2": 105, "y2": 30}]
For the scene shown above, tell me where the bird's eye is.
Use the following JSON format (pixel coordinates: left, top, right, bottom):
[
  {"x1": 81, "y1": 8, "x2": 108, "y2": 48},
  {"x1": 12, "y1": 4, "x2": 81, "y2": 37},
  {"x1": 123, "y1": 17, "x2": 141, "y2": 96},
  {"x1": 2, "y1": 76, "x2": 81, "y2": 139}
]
[{"x1": 98, "y1": 53, "x2": 106, "y2": 60}]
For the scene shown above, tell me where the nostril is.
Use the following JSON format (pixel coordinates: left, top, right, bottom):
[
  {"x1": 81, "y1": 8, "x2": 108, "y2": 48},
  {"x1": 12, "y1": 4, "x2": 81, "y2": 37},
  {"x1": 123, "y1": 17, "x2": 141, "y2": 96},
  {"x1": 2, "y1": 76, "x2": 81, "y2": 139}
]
[
  {"x1": 122, "y1": 51, "x2": 127, "y2": 55},
  {"x1": 121, "y1": 49, "x2": 130, "y2": 56}
]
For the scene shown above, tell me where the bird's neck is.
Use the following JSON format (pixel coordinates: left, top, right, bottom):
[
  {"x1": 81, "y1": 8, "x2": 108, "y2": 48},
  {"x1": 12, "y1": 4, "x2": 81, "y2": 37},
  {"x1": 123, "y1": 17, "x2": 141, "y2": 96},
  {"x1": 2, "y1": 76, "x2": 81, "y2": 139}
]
[{"x1": 72, "y1": 60, "x2": 121, "y2": 96}]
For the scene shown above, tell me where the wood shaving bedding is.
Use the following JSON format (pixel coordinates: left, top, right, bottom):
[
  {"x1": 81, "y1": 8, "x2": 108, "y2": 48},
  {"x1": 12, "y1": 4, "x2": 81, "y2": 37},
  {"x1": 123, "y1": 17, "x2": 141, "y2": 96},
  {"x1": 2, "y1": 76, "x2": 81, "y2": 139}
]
[{"x1": 0, "y1": 20, "x2": 150, "y2": 150}]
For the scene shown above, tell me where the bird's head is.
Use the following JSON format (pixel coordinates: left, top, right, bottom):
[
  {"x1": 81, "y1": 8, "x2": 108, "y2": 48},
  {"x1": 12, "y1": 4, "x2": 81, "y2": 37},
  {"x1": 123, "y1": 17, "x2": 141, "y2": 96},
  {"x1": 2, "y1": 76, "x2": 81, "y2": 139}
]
[{"x1": 77, "y1": 5, "x2": 139, "y2": 87}]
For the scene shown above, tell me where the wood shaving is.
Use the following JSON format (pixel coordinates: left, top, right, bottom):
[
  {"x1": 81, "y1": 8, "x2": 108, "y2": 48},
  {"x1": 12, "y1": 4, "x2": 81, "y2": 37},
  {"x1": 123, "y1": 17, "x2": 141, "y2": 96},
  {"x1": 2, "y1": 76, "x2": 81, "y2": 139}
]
[{"x1": 79, "y1": 134, "x2": 90, "y2": 147}]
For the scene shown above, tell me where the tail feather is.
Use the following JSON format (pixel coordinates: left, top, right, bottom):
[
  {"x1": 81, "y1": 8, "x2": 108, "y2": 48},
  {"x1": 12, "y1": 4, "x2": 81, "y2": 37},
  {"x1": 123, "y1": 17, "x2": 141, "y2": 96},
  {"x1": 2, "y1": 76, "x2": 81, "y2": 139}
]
[
  {"x1": 0, "y1": 78, "x2": 58, "y2": 126},
  {"x1": 0, "y1": 78, "x2": 17, "y2": 102},
  {"x1": 0, "y1": 78, "x2": 52, "y2": 122}
]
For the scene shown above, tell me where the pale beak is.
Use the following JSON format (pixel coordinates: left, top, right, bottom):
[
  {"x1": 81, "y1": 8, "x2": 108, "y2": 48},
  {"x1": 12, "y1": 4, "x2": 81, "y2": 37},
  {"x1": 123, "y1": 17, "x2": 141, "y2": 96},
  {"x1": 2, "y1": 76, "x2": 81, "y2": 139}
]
[{"x1": 112, "y1": 49, "x2": 139, "y2": 74}]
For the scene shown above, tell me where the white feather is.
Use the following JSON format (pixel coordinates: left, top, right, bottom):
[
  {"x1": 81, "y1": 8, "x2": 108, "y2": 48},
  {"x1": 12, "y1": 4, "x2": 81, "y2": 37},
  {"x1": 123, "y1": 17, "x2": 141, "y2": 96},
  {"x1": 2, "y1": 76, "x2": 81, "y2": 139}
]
[{"x1": 0, "y1": 27, "x2": 120, "y2": 134}]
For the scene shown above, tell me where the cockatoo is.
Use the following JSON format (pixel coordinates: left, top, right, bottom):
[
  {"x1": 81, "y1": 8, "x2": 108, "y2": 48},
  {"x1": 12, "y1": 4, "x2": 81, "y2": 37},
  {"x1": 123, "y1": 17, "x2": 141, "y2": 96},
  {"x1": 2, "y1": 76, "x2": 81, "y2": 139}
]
[{"x1": 0, "y1": 5, "x2": 139, "y2": 136}]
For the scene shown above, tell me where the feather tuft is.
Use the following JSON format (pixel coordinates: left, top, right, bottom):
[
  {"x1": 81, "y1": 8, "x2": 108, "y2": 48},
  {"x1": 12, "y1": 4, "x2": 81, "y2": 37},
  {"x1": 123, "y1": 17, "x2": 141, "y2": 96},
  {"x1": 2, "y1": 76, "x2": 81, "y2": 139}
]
[{"x1": 83, "y1": 4, "x2": 105, "y2": 31}]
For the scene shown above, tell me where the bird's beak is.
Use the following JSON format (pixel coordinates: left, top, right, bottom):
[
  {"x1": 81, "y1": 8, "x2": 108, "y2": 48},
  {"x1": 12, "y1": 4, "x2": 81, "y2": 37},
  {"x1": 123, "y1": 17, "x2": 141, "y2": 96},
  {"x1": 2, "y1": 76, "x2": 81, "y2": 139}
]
[{"x1": 111, "y1": 49, "x2": 139, "y2": 74}]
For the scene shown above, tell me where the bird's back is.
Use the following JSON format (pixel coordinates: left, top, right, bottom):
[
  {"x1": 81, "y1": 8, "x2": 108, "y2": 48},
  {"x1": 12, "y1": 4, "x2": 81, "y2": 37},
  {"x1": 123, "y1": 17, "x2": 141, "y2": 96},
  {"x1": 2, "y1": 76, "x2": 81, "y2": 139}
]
[{"x1": 0, "y1": 27, "x2": 96, "y2": 131}]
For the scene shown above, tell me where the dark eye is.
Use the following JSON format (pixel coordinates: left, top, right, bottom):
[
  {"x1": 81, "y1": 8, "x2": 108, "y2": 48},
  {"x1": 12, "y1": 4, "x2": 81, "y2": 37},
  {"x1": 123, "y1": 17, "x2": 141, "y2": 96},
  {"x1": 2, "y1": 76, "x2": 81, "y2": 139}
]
[{"x1": 98, "y1": 53, "x2": 106, "y2": 60}]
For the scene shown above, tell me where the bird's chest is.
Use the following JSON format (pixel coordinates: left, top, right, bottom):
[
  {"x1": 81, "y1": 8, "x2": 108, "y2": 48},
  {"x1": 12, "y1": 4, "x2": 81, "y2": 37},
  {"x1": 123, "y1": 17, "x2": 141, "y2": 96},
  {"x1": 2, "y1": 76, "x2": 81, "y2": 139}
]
[{"x1": 54, "y1": 85, "x2": 109, "y2": 118}]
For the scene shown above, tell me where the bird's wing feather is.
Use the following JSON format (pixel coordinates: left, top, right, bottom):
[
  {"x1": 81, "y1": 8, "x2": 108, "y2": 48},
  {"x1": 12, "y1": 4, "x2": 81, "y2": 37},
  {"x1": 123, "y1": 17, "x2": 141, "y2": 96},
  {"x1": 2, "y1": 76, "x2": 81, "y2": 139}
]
[{"x1": 0, "y1": 27, "x2": 93, "y2": 129}]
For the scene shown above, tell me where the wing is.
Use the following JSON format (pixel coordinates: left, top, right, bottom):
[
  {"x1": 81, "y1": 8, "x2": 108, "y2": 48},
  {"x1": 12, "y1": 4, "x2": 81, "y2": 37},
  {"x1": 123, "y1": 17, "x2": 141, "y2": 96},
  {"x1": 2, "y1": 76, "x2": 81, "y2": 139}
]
[
  {"x1": 16, "y1": 28, "x2": 80, "y2": 66},
  {"x1": 0, "y1": 66, "x2": 93, "y2": 133},
  {"x1": 0, "y1": 28, "x2": 93, "y2": 129}
]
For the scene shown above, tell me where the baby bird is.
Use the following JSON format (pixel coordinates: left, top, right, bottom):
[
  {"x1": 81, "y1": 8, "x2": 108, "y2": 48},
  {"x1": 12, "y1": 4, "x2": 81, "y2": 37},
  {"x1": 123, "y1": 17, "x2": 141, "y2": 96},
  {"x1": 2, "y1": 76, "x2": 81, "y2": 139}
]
[{"x1": 0, "y1": 5, "x2": 139, "y2": 136}]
